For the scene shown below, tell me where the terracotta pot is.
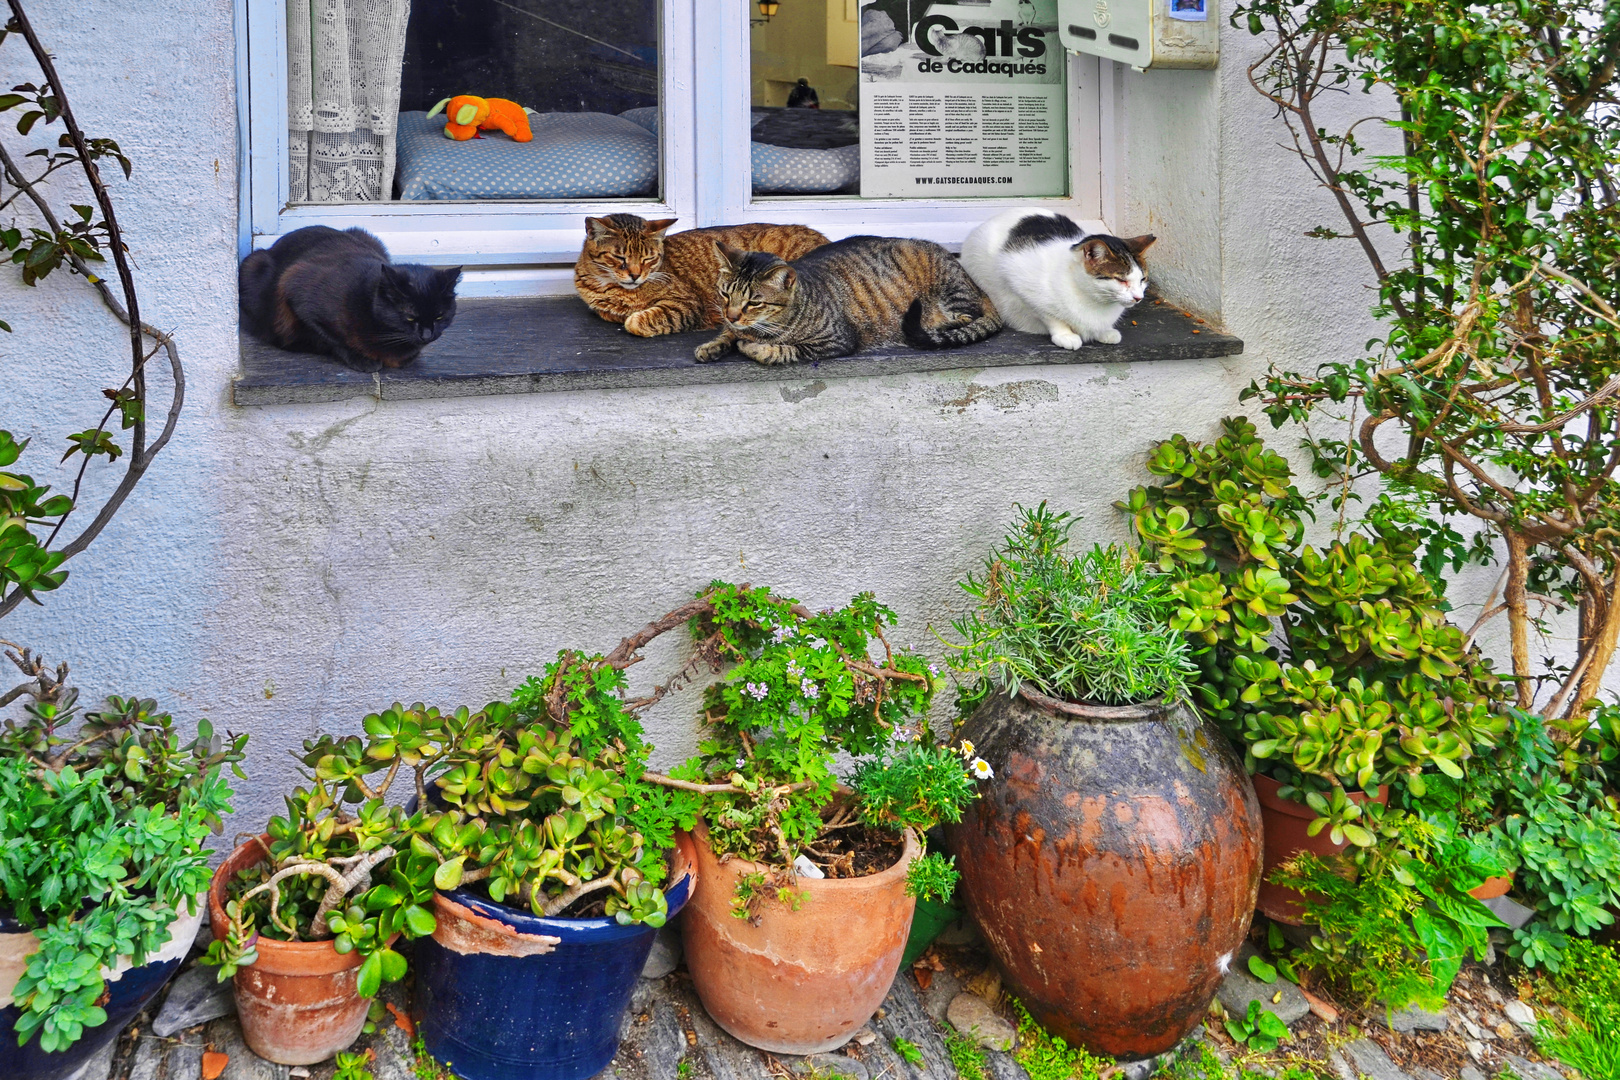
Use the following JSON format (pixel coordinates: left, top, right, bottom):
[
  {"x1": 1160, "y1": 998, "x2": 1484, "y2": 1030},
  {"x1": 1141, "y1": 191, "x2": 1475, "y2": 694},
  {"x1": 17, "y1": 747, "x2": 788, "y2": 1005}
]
[
  {"x1": 944, "y1": 689, "x2": 1262, "y2": 1060},
  {"x1": 683, "y1": 819, "x2": 920, "y2": 1054},
  {"x1": 0, "y1": 896, "x2": 201, "y2": 1080},
  {"x1": 208, "y1": 836, "x2": 372, "y2": 1066},
  {"x1": 1253, "y1": 773, "x2": 1388, "y2": 925},
  {"x1": 1469, "y1": 874, "x2": 1513, "y2": 901},
  {"x1": 414, "y1": 832, "x2": 697, "y2": 1080}
]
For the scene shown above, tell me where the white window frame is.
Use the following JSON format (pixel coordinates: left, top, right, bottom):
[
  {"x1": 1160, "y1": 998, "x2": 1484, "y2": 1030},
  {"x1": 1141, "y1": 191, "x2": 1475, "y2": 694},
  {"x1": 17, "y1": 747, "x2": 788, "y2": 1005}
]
[{"x1": 238, "y1": 0, "x2": 1114, "y2": 294}]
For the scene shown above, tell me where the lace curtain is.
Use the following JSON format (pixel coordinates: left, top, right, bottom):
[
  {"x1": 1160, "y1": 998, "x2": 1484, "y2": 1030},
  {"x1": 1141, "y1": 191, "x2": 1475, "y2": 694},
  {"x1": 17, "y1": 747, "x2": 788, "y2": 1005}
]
[{"x1": 288, "y1": 0, "x2": 412, "y2": 203}]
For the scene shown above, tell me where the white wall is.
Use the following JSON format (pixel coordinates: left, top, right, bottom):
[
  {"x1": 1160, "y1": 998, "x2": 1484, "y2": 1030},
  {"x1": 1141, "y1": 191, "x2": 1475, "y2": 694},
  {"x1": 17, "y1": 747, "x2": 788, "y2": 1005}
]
[{"x1": 0, "y1": 1, "x2": 1583, "y2": 834}]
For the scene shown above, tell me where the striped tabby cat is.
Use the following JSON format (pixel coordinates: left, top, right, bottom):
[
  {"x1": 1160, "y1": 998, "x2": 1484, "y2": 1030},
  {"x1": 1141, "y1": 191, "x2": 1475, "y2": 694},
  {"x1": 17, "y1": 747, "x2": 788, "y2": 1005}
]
[
  {"x1": 574, "y1": 214, "x2": 827, "y2": 337},
  {"x1": 695, "y1": 236, "x2": 1002, "y2": 365}
]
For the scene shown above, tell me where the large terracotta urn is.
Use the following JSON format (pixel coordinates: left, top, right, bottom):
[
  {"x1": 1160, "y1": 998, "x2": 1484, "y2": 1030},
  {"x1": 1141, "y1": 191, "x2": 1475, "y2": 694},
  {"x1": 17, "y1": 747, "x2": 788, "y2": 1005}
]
[{"x1": 945, "y1": 689, "x2": 1261, "y2": 1060}]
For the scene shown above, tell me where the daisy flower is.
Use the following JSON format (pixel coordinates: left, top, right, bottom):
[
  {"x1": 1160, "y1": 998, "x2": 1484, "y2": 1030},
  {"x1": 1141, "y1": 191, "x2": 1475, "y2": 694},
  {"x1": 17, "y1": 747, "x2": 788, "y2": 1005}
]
[{"x1": 970, "y1": 757, "x2": 994, "y2": 780}]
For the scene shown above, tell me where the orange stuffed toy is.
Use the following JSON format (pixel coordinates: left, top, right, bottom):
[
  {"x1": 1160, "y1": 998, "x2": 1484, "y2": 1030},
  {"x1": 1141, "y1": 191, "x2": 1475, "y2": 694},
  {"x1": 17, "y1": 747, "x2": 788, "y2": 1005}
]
[{"x1": 426, "y1": 95, "x2": 534, "y2": 142}]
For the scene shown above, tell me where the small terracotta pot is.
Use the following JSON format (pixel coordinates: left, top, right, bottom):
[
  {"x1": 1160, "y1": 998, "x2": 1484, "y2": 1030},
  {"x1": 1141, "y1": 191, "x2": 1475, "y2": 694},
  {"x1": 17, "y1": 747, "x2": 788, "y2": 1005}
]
[
  {"x1": 1469, "y1": 874, "x2": 1514, "y2": 901},
  {"x1": 682, "y1": 819, "x2": 919, "y2": 1054},
  {"x1": 1253, "y1": 774, "x2": 1388, "y2": 925},
  {"x1": 208, "y1": 836, "x2": 372, "y2": 1066}
]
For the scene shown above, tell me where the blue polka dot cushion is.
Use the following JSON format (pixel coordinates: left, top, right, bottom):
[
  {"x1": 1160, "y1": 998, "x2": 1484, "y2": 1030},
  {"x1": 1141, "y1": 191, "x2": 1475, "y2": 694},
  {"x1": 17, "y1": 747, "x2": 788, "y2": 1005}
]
[
  {"x1": 751, "y1": 143, "x2": 860, "y2": 195},
  {"x1": 617, "y1": 107, "x2": 860, "y2": 195},
  {"x1": 396, "y1": 110, "x2": 658, "y2": 201}
]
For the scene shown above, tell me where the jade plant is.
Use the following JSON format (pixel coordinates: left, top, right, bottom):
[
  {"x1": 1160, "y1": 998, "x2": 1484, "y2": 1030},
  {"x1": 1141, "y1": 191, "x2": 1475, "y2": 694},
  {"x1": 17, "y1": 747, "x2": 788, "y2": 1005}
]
[
  {"x1": 948, "y1": 503, "x2": 1196, "y2": 711},
  {"x1": 199, "y1": 707, "x2": 445, "y2": 996},
  {"x1": 206, "y1": 674, "x2": 698, "y2": 993},
  {"x1": 0, "y1": 644, "x2": 245, "y2": 1051},
  {"x1": 669, "y1": 582, "x2": 981, "y2": 916},
  {"x1": 1122, "y1": 418, "x2": 1509, "y2": 841}
]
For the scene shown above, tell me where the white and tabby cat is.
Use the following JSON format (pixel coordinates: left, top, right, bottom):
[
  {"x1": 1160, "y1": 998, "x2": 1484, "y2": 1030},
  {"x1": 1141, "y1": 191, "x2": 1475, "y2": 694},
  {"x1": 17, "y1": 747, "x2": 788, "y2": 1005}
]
[{"x1": 960, "y1": 208, "x2": 1155, "y2": 350}]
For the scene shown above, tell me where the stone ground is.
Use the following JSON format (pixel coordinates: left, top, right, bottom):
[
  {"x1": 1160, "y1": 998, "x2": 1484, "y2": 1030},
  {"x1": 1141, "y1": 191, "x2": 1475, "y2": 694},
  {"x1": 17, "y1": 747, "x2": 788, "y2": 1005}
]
[{"x1": 75, "y1": 908, "x2": 1585, "y2": 1080}]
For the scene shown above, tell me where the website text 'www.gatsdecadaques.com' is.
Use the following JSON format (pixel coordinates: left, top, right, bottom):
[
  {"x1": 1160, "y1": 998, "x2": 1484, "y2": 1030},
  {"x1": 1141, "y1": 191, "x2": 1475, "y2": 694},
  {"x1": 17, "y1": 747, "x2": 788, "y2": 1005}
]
[{"x1": 914, "y1": 176, "x2": 1014, "y2": 184}]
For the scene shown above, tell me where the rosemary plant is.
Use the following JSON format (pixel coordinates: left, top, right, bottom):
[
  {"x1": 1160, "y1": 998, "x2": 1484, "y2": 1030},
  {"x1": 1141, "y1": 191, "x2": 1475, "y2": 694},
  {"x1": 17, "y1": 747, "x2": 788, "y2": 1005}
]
[{"x1": 950, "y1": 504, "x2": 1195, "y2": 707}]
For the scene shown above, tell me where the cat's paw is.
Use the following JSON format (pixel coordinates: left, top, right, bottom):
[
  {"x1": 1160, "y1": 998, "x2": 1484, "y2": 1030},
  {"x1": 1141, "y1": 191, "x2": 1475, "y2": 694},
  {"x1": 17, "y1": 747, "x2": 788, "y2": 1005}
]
[
  {"x1": 1095, "y1": 328, "x2": 1123, "y2": 345},
  {"x1": 335, "y1": 349, "x2": 384, "y2": 372},
  {"x1": 739, "y1": 341, "x2": 797, "y2": 365},
  {"x1": 694, "y1": 337, "x2": 733, "y2": 363},
  {"x1": 624, "y1": 309, "x2": 669, "y2": 337},
  {"x1": 1049, "y1": 329, "x2": 1084, "y2": 350}
]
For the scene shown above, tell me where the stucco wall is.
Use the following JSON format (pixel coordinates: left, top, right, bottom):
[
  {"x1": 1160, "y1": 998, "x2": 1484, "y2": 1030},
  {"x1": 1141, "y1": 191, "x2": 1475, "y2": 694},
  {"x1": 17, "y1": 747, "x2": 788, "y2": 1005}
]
[{"x1": 0, "y1": 1, "x2": 1581, "y2": 834}]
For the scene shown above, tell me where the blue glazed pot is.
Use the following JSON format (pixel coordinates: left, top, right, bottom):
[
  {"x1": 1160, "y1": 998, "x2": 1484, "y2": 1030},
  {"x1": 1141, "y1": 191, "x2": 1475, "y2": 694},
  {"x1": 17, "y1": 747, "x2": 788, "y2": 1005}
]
[
  {"x1": 414, "y1": 834, "x2": 696, "y2": 1080},
  {"x1": 0, "y1": 900, "x2": 202, "y2": 1080}
]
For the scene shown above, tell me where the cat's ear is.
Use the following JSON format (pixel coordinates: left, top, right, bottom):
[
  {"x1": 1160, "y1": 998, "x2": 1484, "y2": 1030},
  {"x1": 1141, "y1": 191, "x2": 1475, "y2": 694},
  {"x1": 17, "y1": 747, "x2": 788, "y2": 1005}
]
[
  {"x1": 764, "y1": 266, "x2": 797, "y2": 292},
  {"x1": 715, "y1": 243, "x2": 745, "y2": 269},
  {"x1": 1074, "y1": 238, "x2": 1114, "y2": 264},
  {"x1": 437, "y1": 266, "x2": 463, "y2": 293},
  {"x1": 585, "y1": 216, "x2": 616, "y2": 241},
  {"x1": 644, "y1": 218, "x2": 678, "y2": 237},
  {"x1": 378, "y1": 262, "x2": 409, "y2": 299},
  {"x1": 1121, "y1": 234, "x2": 1157, "y2": 256}
]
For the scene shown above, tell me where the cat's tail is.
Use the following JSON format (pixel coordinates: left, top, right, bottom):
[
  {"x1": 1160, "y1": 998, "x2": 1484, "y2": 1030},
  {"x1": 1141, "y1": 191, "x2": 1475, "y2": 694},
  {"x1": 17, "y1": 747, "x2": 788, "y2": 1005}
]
[{"x1": 902, "y1": 294, "x2": 1002, "y2": 350}]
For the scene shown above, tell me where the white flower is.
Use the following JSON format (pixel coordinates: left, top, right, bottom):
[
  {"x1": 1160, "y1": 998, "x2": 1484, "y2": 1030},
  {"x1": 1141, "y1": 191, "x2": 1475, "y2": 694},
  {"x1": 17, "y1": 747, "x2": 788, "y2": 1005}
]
[
  {"x1": 970, "y1": 757, "x2": 994, "y2": 781},
  {"x1": 771, "y1": 625, "x2": 793, "y2": 643},
  {"x1": 959, "y1": 740, "x2": 975, "y2": 758},
  {"x1": 928, "y1": 663, "x2": 941, "y2": 677},
  {"x1": 801, "y1": 678, "x2": 820, "y2": 699},
  {"x1": 744, "y1": 681, "x2": 769, "y2": 701},
  {"x1": 785, "y1": 660, "x2": 804, "y2": 678}
]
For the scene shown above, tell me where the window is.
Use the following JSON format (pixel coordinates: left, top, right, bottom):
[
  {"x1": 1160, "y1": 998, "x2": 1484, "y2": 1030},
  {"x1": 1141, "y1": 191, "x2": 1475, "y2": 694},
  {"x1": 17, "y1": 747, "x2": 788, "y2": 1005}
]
[{"x1": 240, "y1": 1, "x2": 1110, "y2": 294}]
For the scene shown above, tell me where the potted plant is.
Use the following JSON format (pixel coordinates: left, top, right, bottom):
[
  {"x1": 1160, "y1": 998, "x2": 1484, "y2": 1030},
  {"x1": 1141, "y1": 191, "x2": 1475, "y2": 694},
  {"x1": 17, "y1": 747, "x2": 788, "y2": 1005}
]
[
  {"x1": 268, "y1": 656, "x2": 700, "y2": 1080},
  {"x1": 0, "y1": 646, "x2": 245, "y2": 1080},
  {"x1": 201, "y1": 702, "x2": 447, "y2": 1065},
  {"x1": 671, "y1": 582, "x2": 979, "y2": 1055},
  {"x1": 1124, "y1": 419, "x2": 1510, "y2": 921},
  {"x1": 941, "y1": 506, "x2": 1261, "y2": 1061},
  {"x1": 1412, "y1": 706, "x2": 1620, "y2": 970}
]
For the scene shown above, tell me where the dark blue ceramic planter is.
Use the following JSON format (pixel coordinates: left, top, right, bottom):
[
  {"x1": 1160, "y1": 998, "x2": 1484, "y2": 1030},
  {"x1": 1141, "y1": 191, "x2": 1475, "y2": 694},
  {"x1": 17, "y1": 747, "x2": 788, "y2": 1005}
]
[
  {"x1": 0, "y1": 903, "x2": 201, "y2": 1080},
  {"x1": 414, "y1": 839, "x2": 695, "y2": 1080}
]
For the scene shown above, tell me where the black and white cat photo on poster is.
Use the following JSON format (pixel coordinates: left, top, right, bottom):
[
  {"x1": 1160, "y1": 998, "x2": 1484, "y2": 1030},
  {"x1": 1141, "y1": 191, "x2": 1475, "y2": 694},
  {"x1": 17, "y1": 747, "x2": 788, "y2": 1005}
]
[{"x1": 858, "y1": 0, "x2": 1066, "y2": 199}]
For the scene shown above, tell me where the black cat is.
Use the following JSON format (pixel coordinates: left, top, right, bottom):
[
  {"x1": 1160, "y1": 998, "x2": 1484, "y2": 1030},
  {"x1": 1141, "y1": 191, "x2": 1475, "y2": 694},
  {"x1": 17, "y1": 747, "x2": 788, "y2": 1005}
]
[{"x1": 239, "y1": 226, "x2": 461, "y2": 371}]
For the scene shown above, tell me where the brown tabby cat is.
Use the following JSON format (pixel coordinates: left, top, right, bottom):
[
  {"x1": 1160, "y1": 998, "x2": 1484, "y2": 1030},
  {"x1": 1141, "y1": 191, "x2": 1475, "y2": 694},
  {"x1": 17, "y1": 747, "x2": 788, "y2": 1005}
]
[
  {"x1": 574, "y1": 214, "x2": 828, "y2": 336},
  {"x1": 695, "y1": 236, "x2": 1002, "y2": 365}
]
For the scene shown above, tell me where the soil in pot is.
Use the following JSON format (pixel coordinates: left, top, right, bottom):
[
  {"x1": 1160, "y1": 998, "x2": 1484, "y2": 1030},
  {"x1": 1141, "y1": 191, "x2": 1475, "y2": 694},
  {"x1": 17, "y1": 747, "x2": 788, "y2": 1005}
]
[
  {"x1": 209, "y1": 836, "x2": 374, "y2": 1066},
  {"x1": 412, "y1": 832, "x2": 697, "y2": 1080},
  {"x1": 0, "y1": 899, "x2": 202, "y2": 1080},
  {"x1": 1253, "y1": 774, "x2": 1389, "y2": 925},
  {"x1": 682, "y1": 818, "x2": 920, "y2": 1055},
  {"x1": 945, "y1": 689, "x2": 1262, "y2": 1060}
]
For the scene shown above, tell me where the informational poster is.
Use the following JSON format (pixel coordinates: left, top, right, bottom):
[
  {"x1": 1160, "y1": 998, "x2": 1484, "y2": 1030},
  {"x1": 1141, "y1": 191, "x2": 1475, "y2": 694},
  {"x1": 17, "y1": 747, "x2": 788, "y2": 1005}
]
[{"x1": 859, "y1": 0, "x2": 1066, "y2": 198}]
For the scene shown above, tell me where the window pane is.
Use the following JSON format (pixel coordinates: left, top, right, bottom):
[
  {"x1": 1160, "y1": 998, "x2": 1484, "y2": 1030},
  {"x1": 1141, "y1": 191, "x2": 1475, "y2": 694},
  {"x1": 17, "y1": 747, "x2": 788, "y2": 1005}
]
[
  {"x1": 289, "y1": 0, "x2": 661, "y2": 204},
  {"x1": 747, "y1": 1, "x2": 1069, "y2": 200},
  {"x1": 749, "y1": 0, "x2": 862, "y2": 196}
]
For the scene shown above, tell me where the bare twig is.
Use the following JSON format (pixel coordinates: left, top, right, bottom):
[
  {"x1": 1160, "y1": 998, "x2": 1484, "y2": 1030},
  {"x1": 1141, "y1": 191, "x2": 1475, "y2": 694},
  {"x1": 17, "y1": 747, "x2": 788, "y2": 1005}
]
[{"x1": 0, "y1": 3, "x2": 186, "y2": 619}]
